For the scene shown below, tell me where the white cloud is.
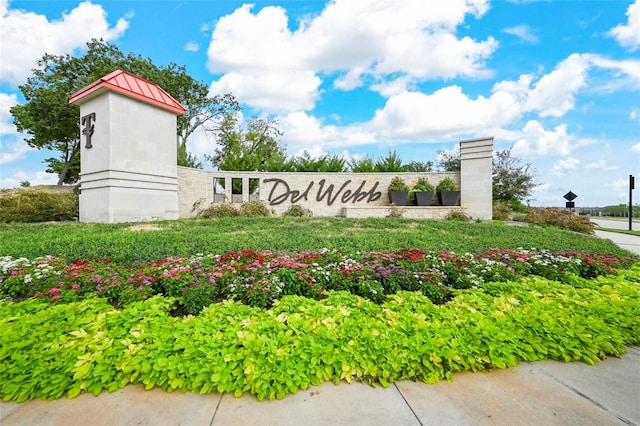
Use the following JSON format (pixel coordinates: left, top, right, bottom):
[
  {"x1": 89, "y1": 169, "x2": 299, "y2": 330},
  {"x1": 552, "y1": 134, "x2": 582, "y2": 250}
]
[
  {"x1": 279, "y1": 111, "x2": 372, "y2": 153},
  {"x1": 551, "y1": 157, "x2": 580, "y2": 175},
  {"x1": 184, "y1": 41, "x2": 199, "y2": 52},
  {"x1": 0, "y1": 170, "x2": 58, "y2": 189},
  {"x1": 503, "y1": 24, "x2": 539, "y2": 43},
  {"x1": 631, "y1": 144, "x2": 640, "y2": 153},
  {"x1": 608, "y1": 0, "x2": 640, "y2": 51},
  {"x1": 511, "y1": 120, "x2": 573, "y2": 158},
  {"x1": 209, "y1": 71, "x2": 322, "y2": 113},
  {"x1": 523, "y1": 54, "x2": 589, "y2": 117},
  {"x1": 0, "y1": 142, "x2": 34, "y2": 165},
  {"x1": 0, "y1": 92, "x2": 18, "y2": 134},
  {"x1": 369, "y1": 86, "x2": 518, "y2": 141},
  {"x1": 587, "y1": 54, "x2": 640, "y2": 91},
  {"x1": 0, "y1": 1, "x2": 130, "y2": 86},
  {"x1": 206, "y1": 1, "x2": 496, "y2": 112},
  {"x1": 585, "y1": 160, "x2": 617, "y2": 170},
  {"x1": 0, "y1": 92, "x2": 34, "y2": 165}
]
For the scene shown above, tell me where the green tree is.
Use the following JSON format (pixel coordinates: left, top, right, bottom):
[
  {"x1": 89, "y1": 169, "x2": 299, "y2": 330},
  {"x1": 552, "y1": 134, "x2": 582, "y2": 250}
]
[
  {"x1": 492, "y1": 148, "x2": 538, "y2": 203},
  {"x1": 349, "y1": 156, "x2": 376, "y2": 172},
  {"x1": 436, "y1": 149, "x2": 461, "y2": 172},
  {"x1": 291, "y1": 151, "x2": 347, "y2": 172},
  {"x1": 11, "y1": 39, "x2": 238, "y2": 184},
  {"x1": 206, "y1": 115, "x2": 287, "y2": 193},
  {"x1": 404, "y1": 161, "x2": 434, "y2": 172},
  {"x1": 374, "y1": 150, "x2": 406, "y2": 172}
]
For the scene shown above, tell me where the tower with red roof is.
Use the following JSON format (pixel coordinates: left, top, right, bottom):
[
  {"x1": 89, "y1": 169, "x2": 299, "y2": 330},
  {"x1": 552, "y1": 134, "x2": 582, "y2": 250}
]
[{"x1": 69, "y1": 70, "x2": 186, "y2": 223}]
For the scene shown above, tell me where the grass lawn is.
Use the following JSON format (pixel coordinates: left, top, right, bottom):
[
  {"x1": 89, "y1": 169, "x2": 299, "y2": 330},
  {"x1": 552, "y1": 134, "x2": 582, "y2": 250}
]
[{"x1": 0, "y1": 217, "x2": 634, "y2": 263}]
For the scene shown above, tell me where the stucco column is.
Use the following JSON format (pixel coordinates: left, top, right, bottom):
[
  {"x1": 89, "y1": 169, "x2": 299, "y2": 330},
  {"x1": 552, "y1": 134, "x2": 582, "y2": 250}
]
[{"x1": 460, "y1": 137, "x2": 494, "y2": 220}]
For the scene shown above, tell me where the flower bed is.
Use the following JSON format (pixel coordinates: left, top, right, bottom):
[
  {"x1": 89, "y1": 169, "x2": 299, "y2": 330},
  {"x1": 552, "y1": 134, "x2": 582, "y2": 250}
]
[
  {"x1": 1, "y1": 265, "x2": 639, "y2": 402},
  {"x1": 1, "y1": 248, "x2": 634, "y2": 314}
]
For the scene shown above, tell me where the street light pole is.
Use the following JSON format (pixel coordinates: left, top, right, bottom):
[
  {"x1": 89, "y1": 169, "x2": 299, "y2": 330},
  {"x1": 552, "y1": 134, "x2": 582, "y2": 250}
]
[{"x1": 630, "y1": 175, "x2": 635, "y2": 231}]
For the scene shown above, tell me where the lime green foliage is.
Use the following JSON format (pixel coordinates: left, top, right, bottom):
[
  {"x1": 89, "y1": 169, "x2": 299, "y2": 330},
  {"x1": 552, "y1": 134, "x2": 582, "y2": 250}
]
[
  {"x1": 0, "y1": 218, "x2": 634, "y2": 263},
  {"x1": 436, "y1": 177, "x2": 457, "y2": 192},
  {"x1": 388, "y1": 176, "x2": 409, "y2": 192},
  {"x1": 524, "y1": 208, "x2": 594, "y2": 234},
  {"x1": 2, "y1": 265, "x2": 638, "y2": 402},
  {"x1": 0, "y1": 187, "x2": 78, "y2": 223}
]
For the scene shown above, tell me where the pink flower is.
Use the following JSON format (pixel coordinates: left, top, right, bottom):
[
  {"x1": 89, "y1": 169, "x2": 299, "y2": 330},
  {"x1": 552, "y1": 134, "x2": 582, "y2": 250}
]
[
  {"x1": 46, "y1": 287, "x2": 60, "y2": 294},
  {"x1": 51, "y1": 295, "x2": 60, "y2": 301},
  {"x1": 71, "y1": 284, "x2": 80, "y2": 290}
]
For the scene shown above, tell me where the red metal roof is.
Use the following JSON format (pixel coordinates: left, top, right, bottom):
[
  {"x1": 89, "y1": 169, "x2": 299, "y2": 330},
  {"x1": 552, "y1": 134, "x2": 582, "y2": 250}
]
[{"x1": 69, "y1": 69, "x2": 186, "y2": 115}]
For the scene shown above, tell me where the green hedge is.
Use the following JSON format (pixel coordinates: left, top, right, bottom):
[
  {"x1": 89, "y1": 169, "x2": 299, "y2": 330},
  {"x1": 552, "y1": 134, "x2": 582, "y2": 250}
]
[{"x1": 0, "y1": 187, "x2": 78, "y2": 223}]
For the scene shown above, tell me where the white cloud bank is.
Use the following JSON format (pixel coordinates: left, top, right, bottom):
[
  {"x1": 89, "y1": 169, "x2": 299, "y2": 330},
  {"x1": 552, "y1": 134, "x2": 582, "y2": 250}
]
[
  {"x1": 0, "y1": 0, "x2": 130, "y2": 87},
  {"x1": 207, "y1": 0, "x2": 496, "y2": 113},
  {"x1": 608, "y1": 0, "x2": 640, "y2": 51}
]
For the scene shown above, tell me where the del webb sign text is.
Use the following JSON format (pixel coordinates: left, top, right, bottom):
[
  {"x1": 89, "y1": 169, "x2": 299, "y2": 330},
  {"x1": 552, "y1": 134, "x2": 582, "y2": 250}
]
[{"x1": 264, "y1": 178, "x2": 383, "y2": 206}]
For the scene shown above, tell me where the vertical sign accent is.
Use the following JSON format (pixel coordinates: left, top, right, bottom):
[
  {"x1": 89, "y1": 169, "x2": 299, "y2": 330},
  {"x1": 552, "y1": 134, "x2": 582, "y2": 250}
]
[{"x1": 81, "y1": 113, "x2": 96, "y2": 148}]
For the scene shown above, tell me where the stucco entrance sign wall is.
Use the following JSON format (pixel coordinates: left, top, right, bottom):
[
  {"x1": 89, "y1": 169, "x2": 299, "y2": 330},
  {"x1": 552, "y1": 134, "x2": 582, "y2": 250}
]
[
  {"x1": 176, "y1": 137, "x2": 494, "y2": 220},
  {"x1": 69, "y1": 70, "x2": 186, "y2": 223}
]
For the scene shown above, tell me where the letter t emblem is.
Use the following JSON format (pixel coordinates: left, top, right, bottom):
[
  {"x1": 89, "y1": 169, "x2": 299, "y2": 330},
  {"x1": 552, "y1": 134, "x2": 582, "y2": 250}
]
[{"x1": 82, "y1": 113, "x2": 96, "y2": 148}]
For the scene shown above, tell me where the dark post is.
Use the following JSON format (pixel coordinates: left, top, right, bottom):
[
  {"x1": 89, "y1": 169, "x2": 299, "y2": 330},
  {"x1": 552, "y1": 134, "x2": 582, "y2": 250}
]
[{"x1": 630, "y1": 175, "x2": 635, "y2": 231}]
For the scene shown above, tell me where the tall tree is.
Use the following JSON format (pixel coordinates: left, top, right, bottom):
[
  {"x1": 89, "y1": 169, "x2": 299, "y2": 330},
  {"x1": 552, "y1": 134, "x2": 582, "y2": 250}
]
[
  {"x1": 291, "y1": 151, "x2": 347, "y2": 172},
  {"x1": 11, "y1": 39, "x2": 238, "y2": 184},
  {"x1": 492, "y1": 148, "x2": 538, "y2": 202},
  {"x1": 374, "y1": 150, "x2": 405, "y2": 172},
  {"x1": 436, "y1": 148, "x2": 461, "y2": 172},
  {"x1": 206, "y1": 115, "x2": 287, "y2": 192}
]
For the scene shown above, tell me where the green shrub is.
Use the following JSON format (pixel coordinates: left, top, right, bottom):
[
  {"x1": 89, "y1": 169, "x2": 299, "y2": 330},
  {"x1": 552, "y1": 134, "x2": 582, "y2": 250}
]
[
  {"x1": 445, "y1": 209, "x2": 471, "y2": 222},
  {"x1": 0, "y1": 187, "x2": 78, "y2": 223},
  {"x1": 493, "y1": 203, "x2": 513, "y2": 221},
  {"x1": 388, "y1": 176, "x2": 409, "y2": 192},
  {"x1": 524, "y1": 208, "x2": 594, "y2": 234},
  {"x1": 198, "y1": 203, "x2": 239, "y2": 218},
  {"x1": 411, "y1": 177, "x2": 435, "y2": 192},
  {"x1": 239, "y1": 202, "x2": 270, "y2": 217},
  {"x1": 283, "y1": 205, "x2": 313, "y2": 217},
  {"x1": 386, "y1": 206, "x2": 405, "y2": 218},
  {"x1": 436, "y1": 177, "x2": 457, "y2": 192}
]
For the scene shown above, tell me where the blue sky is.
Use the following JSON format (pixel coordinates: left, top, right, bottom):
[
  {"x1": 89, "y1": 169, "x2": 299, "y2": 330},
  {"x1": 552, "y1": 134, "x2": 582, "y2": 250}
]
[{"x1": 1, "y1": 0, "x2": 639, "y2": 207}]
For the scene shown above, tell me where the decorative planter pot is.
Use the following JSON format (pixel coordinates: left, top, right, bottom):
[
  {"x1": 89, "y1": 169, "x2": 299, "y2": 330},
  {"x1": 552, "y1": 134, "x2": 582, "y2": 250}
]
[
  {"x1": 388, "y1": 191, "x2": 409, "y2": 206},
  {"x1": 438, "y1": 191, "x2": 460, "y2": 206},
  {"x1": 415, "y1": 191, "x2": 435, "y2": 206}
]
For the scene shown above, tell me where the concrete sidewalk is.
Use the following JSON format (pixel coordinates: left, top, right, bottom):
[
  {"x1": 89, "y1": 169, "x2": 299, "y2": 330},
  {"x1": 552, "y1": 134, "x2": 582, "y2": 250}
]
[
  {"x1": 1, "y1": 347, "x2": 638, "y2": 426},
  {"x1": 594, "y1": 230, "x2": 640, "y2": 255}
]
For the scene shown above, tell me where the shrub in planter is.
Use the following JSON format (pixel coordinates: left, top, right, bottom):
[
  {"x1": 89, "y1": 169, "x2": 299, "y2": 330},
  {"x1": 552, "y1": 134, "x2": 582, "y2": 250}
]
[
  {"x1": 411, "y1": 177, "x2": 435, "y2": 206},
  {"x1": 436, "y1": 177, "x2": 460, "y2": 206},
  {"x1": 388, "y1": 176, "x2": 409, "y2": 206}
]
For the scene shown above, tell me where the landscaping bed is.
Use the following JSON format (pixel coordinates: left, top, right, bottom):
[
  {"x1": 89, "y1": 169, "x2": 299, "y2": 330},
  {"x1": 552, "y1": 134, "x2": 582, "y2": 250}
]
[{"x1": 0, "y1": 219, "x2": 638, "y2": 402}]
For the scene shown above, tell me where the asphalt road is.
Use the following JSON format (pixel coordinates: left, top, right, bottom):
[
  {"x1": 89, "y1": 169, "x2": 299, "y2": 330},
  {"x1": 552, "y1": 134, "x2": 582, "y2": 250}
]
[{"x1": 591, "y1": 217, "x2": 637, "y2": 231}]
